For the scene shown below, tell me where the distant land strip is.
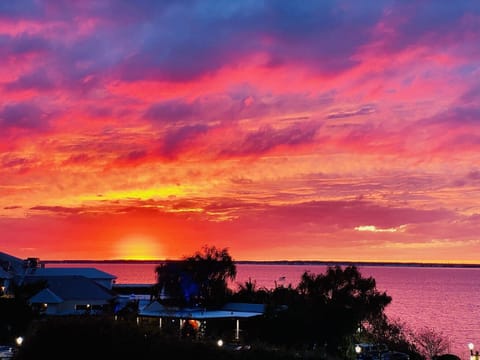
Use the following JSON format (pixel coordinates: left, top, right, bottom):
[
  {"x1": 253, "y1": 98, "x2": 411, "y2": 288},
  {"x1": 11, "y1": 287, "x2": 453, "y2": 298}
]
[{"x1": 40, "y1": 259, "x2": 480, "y2": 268}]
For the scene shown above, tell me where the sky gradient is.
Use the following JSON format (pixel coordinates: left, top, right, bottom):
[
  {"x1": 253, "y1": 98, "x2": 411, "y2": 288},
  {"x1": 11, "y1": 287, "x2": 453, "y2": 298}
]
[{"x1": 1, "y1": 1, "x2": 480, "y2": 262}]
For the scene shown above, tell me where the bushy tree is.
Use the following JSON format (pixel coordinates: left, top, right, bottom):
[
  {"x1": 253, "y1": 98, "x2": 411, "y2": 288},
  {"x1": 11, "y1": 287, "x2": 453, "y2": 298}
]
[
  {"x1": 248, "y1": 265, "x2": 392, "y2": 356},
  {"x1": 155, "y1": 246, "x2": 236, "y2": 307},
  {"x1": 296, "y1": 266, "x2": 392, "y2": 353},
  {"x1": 155, "y1": 261, "x2": 190, "y2": 306},
  {"x1": 233, "y1": 278, "x2": 270, "y2": 303},
  {"x1": 360, "y1": 315, "x2": 421, "y2": 360}
]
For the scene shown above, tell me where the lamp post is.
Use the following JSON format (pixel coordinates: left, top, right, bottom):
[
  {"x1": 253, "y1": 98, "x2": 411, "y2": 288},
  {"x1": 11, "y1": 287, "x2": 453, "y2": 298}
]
[
  {"x1": 469, "y1": 343, "x2": 479, "y2": 360},
  {"x1": 15, "y1": 337, "x2": 23, "y2": 347},
  {"x1": 355, "y1": 344, "x2": 362, "y2": 360}
]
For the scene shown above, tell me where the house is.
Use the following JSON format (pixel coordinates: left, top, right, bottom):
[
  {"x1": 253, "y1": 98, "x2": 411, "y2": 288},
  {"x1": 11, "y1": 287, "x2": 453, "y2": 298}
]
[
  {"x1": 27, "y1": 275, "x2": 116, "y2": 316},
  {"x1": 0, "y1": 251, "x2": 118, "y2": 315},
  {"x1": 138, "y1": 302, "x2": 266, "y2": 341}
]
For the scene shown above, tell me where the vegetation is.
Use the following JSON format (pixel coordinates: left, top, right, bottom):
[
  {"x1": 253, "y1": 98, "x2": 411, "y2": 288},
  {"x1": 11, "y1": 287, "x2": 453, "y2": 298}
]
[
  {"x1": 15, "y1": 316, "x2": 319, "y2": 360},
  {"x1": 411, "y1": 327, "x2": 450, "y2": 360},
  {"x1": 236, "y1": 266, "x2": 394, "y2": 356},
  {"x1": 155, "y1": 245, "x2": 236, "y2": 307}
]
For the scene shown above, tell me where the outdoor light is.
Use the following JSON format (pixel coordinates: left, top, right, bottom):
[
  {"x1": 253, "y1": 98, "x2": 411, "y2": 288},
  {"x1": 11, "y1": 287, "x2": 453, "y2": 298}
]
[
  {"x1": 15, "y1": 336, "x2": 24, "y2": 346},
  {"x1": 470, "y1": 343, "x2": 480, "y2": 360},
  {"x1": 217, "y1": 339, "x2": 224, "y2": 347},
  {"x1": 355, "y1": 345, "x2": 362, "y2": 355}
]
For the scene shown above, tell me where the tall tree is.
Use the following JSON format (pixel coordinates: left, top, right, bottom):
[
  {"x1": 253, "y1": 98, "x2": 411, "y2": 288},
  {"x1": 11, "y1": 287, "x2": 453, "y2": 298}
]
[
  {"x1": 155, "y1": 246, "x2": 236, "y2": 307},
  {"x1": 183, "y1": 245, "x2": 236, "y2": 307}
]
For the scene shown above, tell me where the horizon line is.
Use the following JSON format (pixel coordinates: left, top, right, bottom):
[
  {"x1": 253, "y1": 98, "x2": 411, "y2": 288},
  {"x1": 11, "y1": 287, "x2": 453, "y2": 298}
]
[{"x1": 40, "y1": 259, "x2": 480, "y2": 268}]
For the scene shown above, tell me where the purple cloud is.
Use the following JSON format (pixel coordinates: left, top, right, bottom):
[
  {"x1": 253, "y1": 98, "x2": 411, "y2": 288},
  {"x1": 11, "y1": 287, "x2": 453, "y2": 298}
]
[
  {"x1": 223, "y1": 122, "x2": 319, "y2": 157},
  {"x1": 376, "y1": 1, "x2": 480, "y2": 53},
  {"x1": 160, "y1": 124, "x2": 210, "y2": 158},
  {"x1": 5, "y1": 70, "x2": 55, "y2": 92},
  {"x1": 327, "y1": 105, "x2": 376, "y2": 120},
  {"x1": 0, "y1": 102, "x2": 50, "y2": 130},
  {"x1": 2, "y1": 0, "x2": 479, "y2": 88},
  {"x1": 145, "y1": 99, "x2": 197, "y2": 123}
]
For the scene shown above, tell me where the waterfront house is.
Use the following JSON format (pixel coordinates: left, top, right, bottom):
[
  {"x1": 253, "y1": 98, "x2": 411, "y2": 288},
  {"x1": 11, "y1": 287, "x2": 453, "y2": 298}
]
[
  {"x1": 0, "y1": 251, "x2": 118, "y2": 315},
  {"x1": 27, "y1": 275, "x2": 116, "y2": 316},
  {"x1": 138, "y1": 301, "x2": 266, "y2": 341}
]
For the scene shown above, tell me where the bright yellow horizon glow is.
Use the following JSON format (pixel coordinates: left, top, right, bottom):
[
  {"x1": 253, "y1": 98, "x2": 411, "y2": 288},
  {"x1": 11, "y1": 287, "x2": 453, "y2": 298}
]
[
  {"x1": 114, "y1": 234, "x2": 163, "y2": 260},
  {"x1": 80, "y1": 185, "x2": 192, "y2": 202}
]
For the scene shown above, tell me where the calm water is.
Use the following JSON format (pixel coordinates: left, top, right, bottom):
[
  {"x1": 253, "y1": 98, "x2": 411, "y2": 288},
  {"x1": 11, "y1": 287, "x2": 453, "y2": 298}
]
[{"x1": 47, "y1": 262, "x2": 480, "y2": 358}]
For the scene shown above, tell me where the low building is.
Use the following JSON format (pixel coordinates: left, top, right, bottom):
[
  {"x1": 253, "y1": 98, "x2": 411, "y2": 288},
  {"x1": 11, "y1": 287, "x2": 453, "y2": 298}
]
[
  {"x1": 27, "y1": 275, "x2": 116, "y2": 316},
  {"x1": 138, "y1": 302, "x2": 266, "y2": 341},
  {"x1": 1, "y1": 251, "x2": 118, "y2": 313}
]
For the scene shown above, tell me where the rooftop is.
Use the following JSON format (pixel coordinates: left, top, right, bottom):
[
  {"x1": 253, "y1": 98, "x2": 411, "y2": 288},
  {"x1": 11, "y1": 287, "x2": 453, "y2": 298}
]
[
  {"x1": 27, "y1": 267, "x2": 116, "y2": 280},
  {"x1": 26, "y1": 276, "x2": 116, "y2": 302}
]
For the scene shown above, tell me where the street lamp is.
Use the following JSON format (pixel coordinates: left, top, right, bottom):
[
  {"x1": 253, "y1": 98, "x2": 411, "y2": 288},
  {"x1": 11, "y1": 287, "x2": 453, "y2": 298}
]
[
  {"x1": 355, "y1": 344, "x2": 362, "y2": 359},
  {"x1": 469, "y1": 343, "x2": 479, "y2": 360}
]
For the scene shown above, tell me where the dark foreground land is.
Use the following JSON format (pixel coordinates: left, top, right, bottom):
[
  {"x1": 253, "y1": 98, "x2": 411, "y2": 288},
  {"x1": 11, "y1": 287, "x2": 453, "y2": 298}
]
[{"x1": 15, "y1": 317, "x2": 326, "y2": 360}]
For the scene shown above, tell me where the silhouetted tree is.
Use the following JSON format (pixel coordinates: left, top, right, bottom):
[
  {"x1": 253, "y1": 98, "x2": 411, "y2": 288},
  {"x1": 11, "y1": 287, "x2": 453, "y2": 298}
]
[
  {"x1": 233, "y1": 278, "x2": 270, "y2": 303},
  {"x1": 297, "y1": 266, "x2": 392, "y2": 353},
  {"x1": 183, "y1": 245, "x2": 236, "y2": 306},
  {"x1": 155, "y1": 246, "x2": 236, "y2": 307},
  {"x1": 360, "y1": 315, "x2": 421, "y2": 360},
  {"x1": 155, "y1": 261, "x2": 190, "y2": 306}
]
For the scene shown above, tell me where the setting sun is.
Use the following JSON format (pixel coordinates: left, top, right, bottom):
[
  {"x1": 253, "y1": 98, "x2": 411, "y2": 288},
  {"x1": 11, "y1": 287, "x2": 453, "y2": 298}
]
[{"x1": 115, "y1": 235, "x2": 163, "y2": 260}]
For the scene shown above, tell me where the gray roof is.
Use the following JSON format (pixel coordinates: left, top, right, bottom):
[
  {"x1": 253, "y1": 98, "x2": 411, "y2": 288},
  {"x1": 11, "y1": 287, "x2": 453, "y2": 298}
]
[
  {"x1": 222, "y1": 302, "x2": 266, "y2": 313},
  {"x1": 26, "y1": 276, "x2": 115, "y2": 302},
  {"x1": 29, "y1": 288, "x2": 63, "y2": 304},
  {"x1": 140, "y1": 302, "x2": 265, "y2": 319},
  {"x1": 27, "y1": 267, "x2": 116, "y2": 280}
]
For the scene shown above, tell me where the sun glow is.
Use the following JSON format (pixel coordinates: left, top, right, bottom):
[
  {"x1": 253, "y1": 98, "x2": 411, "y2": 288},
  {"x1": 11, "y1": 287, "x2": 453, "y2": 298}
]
[{"x1": 115, "y1": 235, "x2": 163, "y2": 260}]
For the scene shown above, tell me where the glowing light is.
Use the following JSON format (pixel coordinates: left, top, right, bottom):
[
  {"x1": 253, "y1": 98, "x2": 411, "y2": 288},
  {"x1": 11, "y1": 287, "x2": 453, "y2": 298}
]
[
  {"x1": 15, "y1": 336, "x2": 24, "y2": 346},
  {"x1": 217, "y1": 339, "x2": 224, "y2": 347},
  {"x1": 115, "y1": 235, "x2": 163, "y2": 260},
  {"x1": 354, "y1": 225, "x2": 406, "y2": 233}
]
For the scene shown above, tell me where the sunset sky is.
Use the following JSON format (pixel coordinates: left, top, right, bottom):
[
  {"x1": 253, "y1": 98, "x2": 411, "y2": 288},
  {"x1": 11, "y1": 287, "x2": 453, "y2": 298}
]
[{"x1": 1, "y1": 1, "x2": 480, "y2": 263}]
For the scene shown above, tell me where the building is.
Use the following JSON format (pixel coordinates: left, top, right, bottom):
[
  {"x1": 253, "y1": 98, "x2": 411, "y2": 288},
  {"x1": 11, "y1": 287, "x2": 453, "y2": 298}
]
[
  {"x1": 27, "y1": 275, "x2": 116, "y2": 316},
  {"x1": 138, "y1": 301, "x2": 266, "y2": 341},
  {"x1": 0, "y1": 251, "x2": 117, "y2": 316}
]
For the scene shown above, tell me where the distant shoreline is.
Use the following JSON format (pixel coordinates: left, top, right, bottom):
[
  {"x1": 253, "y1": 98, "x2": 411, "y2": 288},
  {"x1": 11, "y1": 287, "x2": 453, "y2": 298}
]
[{"x1": 41, "y1": 259, "x2": 480, "y2": 268}]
